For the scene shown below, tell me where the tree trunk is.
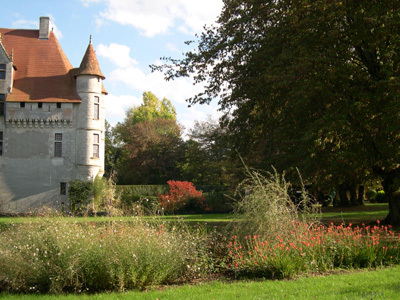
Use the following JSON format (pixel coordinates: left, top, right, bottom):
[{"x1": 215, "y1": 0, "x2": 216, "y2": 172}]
[
  {"x1": 384, "y1": 194, "x2": 400, "y2": 225},
  {"x1": 349, "y1": 183, "x2": 357, "y2": 206},
  {"x1": 338, "y1": 183, "x2": 349, "y2": 207},
  {"x1": 332, "y1": 190, "x2": 339, "y2": 207},
  {"x1": 357, "y1": 185, "x2": 365, "y2": 205},
  {"x1": 317, "y1": 190, "x2": 325, "y2": 206},
  {"x1": 373, "y1": 166, "x2": 400, "y2": 225}
]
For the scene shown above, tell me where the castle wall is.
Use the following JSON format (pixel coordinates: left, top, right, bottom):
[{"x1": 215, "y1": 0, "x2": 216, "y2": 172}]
[
  {"x1": 0, "y1": 89, "x2": 105, "y2": 213},
  {"x1": 0, "y1": 103, "x2": 80, "y2": 212}
]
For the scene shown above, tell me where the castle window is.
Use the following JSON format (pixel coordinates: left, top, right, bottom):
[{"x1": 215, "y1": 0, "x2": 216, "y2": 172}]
[
  {"x1": 56, "y1": 103, "x2": 62, "y2": 109},
  {"x1": 54, "y1": 133, "x2": 62, "y2": 157},
  {"x1": 38, "y1": 102, "x2": 43, "y2": 109},
  {"x1": 0, "y1": 64, "x2": 5, "y2": 80},
  {"x1": 93, "y1": 133, "x2": 99, "y2": 158},
  {"x1": 0, "y1": 94, "x2": 5, "y2": 116},
  {"x1": 20, "y1": 102, "x2": 25, "y2": 108},
  {"x1": 0, "y1": 131, "x2": 3, "y2": 156},
  {"x1": 60, "y1": 182, "x2": 67, "y2": 195},
  {"x1": 94, "y1": 96, "x2": 100, "y2": 120}
]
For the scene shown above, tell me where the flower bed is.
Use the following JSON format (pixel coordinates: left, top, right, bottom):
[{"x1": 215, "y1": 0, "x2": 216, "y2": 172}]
[{"x1": 227, "y1": 221, "x2": 400, "y2": 279}]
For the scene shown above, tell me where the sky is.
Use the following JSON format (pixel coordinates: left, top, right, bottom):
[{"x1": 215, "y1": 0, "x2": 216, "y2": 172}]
[{"x1": 2, "y1": 0, "x2": 224, "y2": 133}]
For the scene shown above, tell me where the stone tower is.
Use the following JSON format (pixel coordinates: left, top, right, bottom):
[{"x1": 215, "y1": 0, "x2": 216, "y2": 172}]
[{"x1": 75, "y1": 40, "x2": 106, "y2": 180}]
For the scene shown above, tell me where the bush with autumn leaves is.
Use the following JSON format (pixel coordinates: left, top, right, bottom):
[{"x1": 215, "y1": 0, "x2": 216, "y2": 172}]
[{"x1": 158, "y1": 180, "x2": 208, "y2": 213}]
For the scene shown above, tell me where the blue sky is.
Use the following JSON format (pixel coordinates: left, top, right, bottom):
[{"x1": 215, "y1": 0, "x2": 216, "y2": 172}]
[{"x1": 3, "y1": 0, "x2": 223, "y2": 133}]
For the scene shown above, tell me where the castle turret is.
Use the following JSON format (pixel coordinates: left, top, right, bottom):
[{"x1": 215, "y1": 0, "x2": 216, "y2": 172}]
[{"x1": 75, "y1": 39, "x2": 106, "y2": 180}]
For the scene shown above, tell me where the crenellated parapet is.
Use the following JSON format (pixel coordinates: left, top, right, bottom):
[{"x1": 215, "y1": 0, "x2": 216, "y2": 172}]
[{"x1": 5, "y1": 118, "x2": 72, "y2": 128}]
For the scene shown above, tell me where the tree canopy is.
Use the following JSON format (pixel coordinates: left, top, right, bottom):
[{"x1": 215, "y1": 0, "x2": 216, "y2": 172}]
[
  {"x1": 125, "y1": 91, "x2": 176, "y2": 126},
  {"x1": 114, "y1": 91, "x2": 183, "y2": 184},
  {"x1": 154, "y1": 0, "x2": 400, "y2": 223}
]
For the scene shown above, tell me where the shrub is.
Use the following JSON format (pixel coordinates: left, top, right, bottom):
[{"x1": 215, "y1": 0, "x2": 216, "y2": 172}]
[
  {"x1": 119, "y1": 190, "x2": 159, "y2": 216},
  {"x1": 158, "y1": 181, "x2": 205, "y2": 213},
  {"x1": 0, "y1": 218, "x2": 209, "y2": 293},
  {"x1": 375, "y1": 190, "x2": 387, "y2": 203},
  {"x1": 68, "y1": 180, "x2": 93, "y2": 214},
  {"x1": 204, "y1": 190, "x2": 234, "y2": 213},
  {"x1": 117, "y1": 185, "x2": 169, "y2": 197},
  {"x1": 365, "y1": 189, "x2": 377, "y2": 202}
]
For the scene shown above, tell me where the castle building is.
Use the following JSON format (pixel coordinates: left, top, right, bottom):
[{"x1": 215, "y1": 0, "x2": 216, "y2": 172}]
[{"x1": 0, "y1": 17, "x2": 107, "y2": 212}]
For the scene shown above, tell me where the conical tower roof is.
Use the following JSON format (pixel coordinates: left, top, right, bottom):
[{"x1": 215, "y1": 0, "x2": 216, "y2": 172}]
[{"x1": 76, "y1": 41, "x2": 105, "y2": 79}]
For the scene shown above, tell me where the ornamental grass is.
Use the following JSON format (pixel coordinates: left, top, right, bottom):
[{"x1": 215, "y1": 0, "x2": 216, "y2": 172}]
[{"x1": 0, "y1": 218, "x2": 207, "y2": 294}]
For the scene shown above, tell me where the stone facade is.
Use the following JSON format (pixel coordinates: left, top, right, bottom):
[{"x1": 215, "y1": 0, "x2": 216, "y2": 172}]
[{"x1": 0, "y1": 17, "x2": 106, "y2": 213}]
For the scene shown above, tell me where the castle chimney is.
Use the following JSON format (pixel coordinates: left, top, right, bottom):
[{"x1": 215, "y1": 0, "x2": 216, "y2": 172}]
[{"x1": 39, "y1": 17, "x2": 51, "y2": 40}]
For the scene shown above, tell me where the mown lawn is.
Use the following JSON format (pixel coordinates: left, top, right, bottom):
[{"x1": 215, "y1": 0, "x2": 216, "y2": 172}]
[
  {"x1": 320, "y1": 203, "x2": 388, "y2": 225},
  {"x1": 0, "y1": 203, "x2": 389, "y2": 226},
  {"x1": 1, "y1": 265, "x2": 399, "y2": 299}
]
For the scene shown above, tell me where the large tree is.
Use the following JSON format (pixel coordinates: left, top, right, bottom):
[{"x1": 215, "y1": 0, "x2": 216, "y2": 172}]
[
  {"x1": 115, "y1": 91, "x2": 184, "y2": 184},
  {"x1": 154, "y1": 1, "x2": 400, "y2": 224},
  {"x1": 180, "y1": 117, "x2": 235, "y2": 185}
]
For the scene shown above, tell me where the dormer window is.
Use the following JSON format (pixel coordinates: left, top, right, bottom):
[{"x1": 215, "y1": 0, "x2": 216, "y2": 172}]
[{"x1": 0, "y1": 64, "x2": 5, "y2": 80}]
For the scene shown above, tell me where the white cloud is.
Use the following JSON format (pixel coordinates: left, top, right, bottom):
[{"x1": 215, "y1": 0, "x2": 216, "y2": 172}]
[
  {"x1": 12, "y1": 19, "x2": 37, "y2": 29},
  {"x1": 80, "y1": 0, "x2": 102, "y2": 7},
  {"x1": 166, "y1": 42, "x2": 182, "y2": 54},
  {"x1": 47, "y1": 15, "x2": 64, "y2": 40},
  {"x1": 98, "y1": 42, "x2": 221, "y2": 131},
  {"x1": 97, "y1": 43, "x2": 138, "y2": 68},
  {"x1": 83, "y1": 0, "x2": 223, "y2": 37},
  {"x1": 104, "y1": 94, "x2": 142, "y2": 126},
  {"x1": 107, "y1": 65, "x2": 201, "y2": 105},
  {"x1": 97, "y1": 42, "x2": 201, "y2": 103}
]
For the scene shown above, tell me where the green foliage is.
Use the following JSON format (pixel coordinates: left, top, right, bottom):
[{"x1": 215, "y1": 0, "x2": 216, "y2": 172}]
[
  {"x1": 93, "y1": 175, "x2": 107, "y2": 211},
  {"x1": 104, "y1": 120, "x2": 123, "y2": 178},
  {"x1": 114, "y1": 91, "x2": 183, "y2": 184},
  {"x1": 125, "y1": 91, "x2": 176, "y2": 126},
  {"x1": 375, "y1": 190, "x2": 387, "y2": 203},
  {"x1": 154, "y1": 0, "x2": 400, "y2": 222},
  {"x1": 365, "y1": 189, "x2": 378, "y2": 202},
  {"x1": 117, "y1": 185, "x2": 169, "y2": 197},
  {"x1": 68, "y1": 180, "x2": 93, "y2": 214},
  {"x1": 179, "y1": 118, "x2": 236, "y2": 186},
  {"x1": 203, "y1": 190, "x2": 234, "y2": 213}
]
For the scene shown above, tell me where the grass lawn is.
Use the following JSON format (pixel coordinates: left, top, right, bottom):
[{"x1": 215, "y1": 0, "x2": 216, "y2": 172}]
[
  {"x1": 319, "y1": 203, "x2": 388, "y2": 225},
  {"x1": 1, "y1": 265, "x2": 399, "y2": 299},
  {"x1": 0, "y1": 203, "x2": 389, "y2": 227}
]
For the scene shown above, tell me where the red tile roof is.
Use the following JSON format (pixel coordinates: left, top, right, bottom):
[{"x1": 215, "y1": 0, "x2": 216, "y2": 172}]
[
  {"x1": 77, "y1": 43, "x2": 105, "y2": 80},
  {"x1": 0, "y1": 28, "x2": 106, "y2": 103}
]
